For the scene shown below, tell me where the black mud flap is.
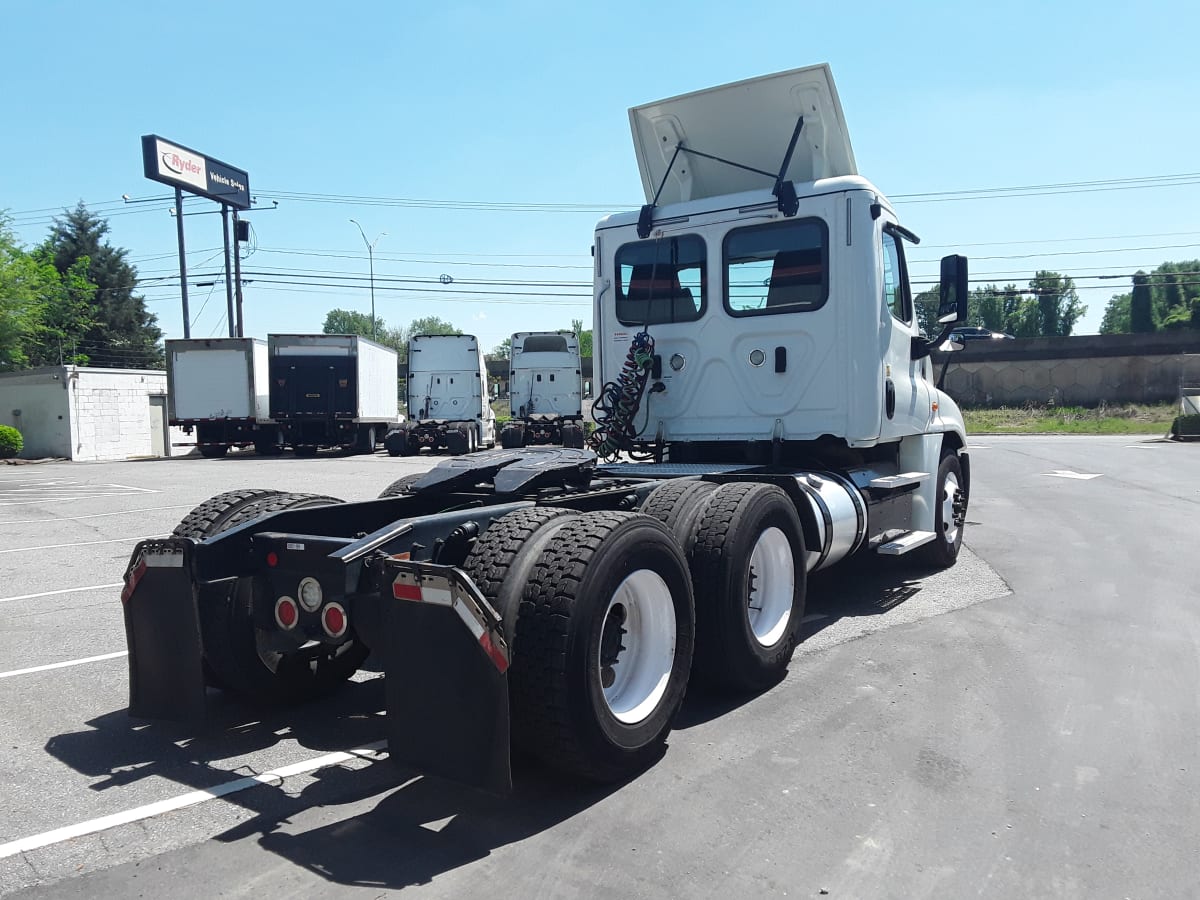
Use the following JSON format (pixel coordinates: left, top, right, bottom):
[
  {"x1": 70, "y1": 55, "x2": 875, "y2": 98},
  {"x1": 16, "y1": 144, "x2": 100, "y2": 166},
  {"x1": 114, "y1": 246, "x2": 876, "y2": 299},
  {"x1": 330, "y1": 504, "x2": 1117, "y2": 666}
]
[
  {"x1": 121, "y1": 539, "x2": 207, "y2": 721},
  {"x1": 377, "y1": 560, "x2": 512, "y2": 794}
]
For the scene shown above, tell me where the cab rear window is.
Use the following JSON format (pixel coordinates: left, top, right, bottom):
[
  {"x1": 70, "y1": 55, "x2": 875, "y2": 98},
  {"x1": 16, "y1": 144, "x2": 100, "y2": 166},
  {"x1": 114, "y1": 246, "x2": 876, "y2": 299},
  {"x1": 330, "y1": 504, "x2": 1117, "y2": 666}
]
[
  {"x1": 615, "y1": 235, "x2": 706, "y2": 326},
  {"x1": 724, "y1": 219, "x2": 829, "y2": 315}
]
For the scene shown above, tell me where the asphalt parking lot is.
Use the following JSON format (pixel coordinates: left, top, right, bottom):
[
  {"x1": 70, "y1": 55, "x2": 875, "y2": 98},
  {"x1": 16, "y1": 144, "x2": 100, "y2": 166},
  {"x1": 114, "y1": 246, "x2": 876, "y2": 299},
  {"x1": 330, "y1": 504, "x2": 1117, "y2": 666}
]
[{"x1": 1, "y1": 436, "x2": 1197, "y2": 898}]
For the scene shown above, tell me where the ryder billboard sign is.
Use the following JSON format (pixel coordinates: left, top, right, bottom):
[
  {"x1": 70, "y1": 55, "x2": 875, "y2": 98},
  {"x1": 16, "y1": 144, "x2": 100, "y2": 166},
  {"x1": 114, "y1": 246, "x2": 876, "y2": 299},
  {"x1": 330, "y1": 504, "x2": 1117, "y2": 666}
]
[{"x1": 141, "y1": 135, "x2": 251, "y2": 210}]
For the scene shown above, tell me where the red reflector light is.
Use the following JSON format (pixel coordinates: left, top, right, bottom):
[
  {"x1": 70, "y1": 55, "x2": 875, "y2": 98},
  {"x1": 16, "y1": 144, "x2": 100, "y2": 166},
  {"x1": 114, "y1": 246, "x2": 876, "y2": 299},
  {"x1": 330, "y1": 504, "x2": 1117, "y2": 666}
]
[
  {"x1": 275, "y1": 596, "x2": 298, "y2": 630},
  {"x1": 266, "y1": 551, "x2": 279, "y2": 567},
  {"x1": 322, "y1": 602, "x2": 348, "y2": 639}
]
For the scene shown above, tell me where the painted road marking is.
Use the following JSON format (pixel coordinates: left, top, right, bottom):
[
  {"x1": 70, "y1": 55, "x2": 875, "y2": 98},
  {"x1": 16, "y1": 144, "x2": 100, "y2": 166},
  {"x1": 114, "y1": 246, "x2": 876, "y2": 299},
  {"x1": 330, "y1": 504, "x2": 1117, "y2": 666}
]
[
  {"x1": 1042, "y1": 470, "x2": 1103, "y2": 480},
  {"x1": 0, "y1": 535, "x2": 162, "y2": 554},
  {"x1": 0, "y1": 505, "x2": 192, "y2": 526},
  {"x1": 0, "y1": 652, "x2": 128, "y2": 680},
  {"x1": 0, "y1": 482, "x2": 160, "y2": 507},
  {"x1": 0, "y1": 742, "x2": 390, "y2": 860},
  {"x1": 0, "y1": 583, "x2": 124, "y2": 604}
]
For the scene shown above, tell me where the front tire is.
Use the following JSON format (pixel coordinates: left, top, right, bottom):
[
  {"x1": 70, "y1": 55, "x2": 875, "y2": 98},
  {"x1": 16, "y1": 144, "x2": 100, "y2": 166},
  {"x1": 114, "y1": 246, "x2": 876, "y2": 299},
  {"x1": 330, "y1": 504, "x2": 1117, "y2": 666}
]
[
  {"x1": 915, "y1": 452, "x2": 966, "y2": 568},
  {"x1": 514, "y1": 512, "x2": 695, "y2": 781}
]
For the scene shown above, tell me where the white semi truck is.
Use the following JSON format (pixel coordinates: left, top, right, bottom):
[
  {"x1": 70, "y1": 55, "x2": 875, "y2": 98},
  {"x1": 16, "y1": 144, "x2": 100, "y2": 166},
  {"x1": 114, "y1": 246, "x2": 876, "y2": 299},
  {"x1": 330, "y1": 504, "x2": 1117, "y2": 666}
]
[
  {"x1": 267, "y1": 334, "x2": 399, "y2": 455},
  {"x1": 121, "y1": 64, "x2": 971, "y2": 794},
  {"x1": 165, "y1": 338, "x2": 280, "y2": 457},
  {"x1": 385, "y1": 333, "x2": 496, "y2": 455},
  {"x1": 501, "y1": 330, "x2": 586, "y2": 449}
]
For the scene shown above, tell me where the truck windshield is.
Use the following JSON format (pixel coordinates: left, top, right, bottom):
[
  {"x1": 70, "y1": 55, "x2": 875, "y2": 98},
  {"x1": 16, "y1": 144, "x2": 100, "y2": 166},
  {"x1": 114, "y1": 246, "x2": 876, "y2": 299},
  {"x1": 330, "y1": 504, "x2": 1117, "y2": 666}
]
[{"x1": 615, "y1": 235, "x2": 706, "y2": 326}]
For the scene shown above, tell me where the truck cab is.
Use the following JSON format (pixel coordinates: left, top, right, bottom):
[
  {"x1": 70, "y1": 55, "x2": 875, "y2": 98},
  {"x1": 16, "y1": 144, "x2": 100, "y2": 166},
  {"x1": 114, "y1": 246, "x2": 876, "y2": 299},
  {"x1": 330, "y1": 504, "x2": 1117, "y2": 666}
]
[
  {"x1": 501, "y1": 331, "x2": 586, "y2": 449},
  {"x1": 386, "y1": 333, "x2": 497, "y2": 455},
  {"x1": 593, "y1": 65, "x2": 967, "y2": 464}
]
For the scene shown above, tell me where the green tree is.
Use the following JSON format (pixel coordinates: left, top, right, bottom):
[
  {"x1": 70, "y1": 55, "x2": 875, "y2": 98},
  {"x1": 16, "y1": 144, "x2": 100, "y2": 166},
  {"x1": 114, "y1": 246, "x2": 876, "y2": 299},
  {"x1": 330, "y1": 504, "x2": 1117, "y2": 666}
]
[
  {"x1": 0, "y1": 221, "x2": 51, "y2": 370},
  {"x1": 42, "y1": 202, "x2": 162, "y2": 367},
  {"x1": 570, "y1": 318, "x2": 594, "y2": 358},
  {"x1": 1099, "y1": 293, "x2": 1131, "y2": 334},
  {"x1": 1130, "y1": 271, "x2": 1154, "y2": 333},
  {"x1": 322, "y1": 308, "x2": 382, "y2": 337},
  {"x1": 489, "y1": 337, "x2": 511, "y2": 360},
  {"x1": 406, "y1": 315, "x2": 459, "y2": 337},
  {"x1": 1028, "y1": 271, "x2": 1085, "y2": 336}
]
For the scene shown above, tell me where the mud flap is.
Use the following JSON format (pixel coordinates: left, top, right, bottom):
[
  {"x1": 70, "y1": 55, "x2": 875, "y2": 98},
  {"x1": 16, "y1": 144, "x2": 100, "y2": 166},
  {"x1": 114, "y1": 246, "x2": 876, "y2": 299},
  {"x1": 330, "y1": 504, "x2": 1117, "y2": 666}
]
[
  {"x1": 121, "y1": 539, "x2": 207, "y2": 721},
  {"x1": 377, "y1": 561, "x2": 512, "y2": 794}
]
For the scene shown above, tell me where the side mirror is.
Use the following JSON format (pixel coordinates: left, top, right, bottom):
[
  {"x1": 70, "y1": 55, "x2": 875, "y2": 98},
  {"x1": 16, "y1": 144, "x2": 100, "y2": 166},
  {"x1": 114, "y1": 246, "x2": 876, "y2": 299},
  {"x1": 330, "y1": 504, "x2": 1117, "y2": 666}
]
[{"x1": 938, "y1": 255, "x2": 969, "y2": 325}]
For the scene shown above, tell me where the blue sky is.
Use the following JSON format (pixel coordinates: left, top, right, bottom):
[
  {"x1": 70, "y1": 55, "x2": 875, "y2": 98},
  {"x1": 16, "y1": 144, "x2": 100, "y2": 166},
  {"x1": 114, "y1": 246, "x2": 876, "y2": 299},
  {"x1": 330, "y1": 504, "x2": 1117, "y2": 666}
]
[{"x1": 3, "y1": 0, "x2": 1198, "y2": 351}]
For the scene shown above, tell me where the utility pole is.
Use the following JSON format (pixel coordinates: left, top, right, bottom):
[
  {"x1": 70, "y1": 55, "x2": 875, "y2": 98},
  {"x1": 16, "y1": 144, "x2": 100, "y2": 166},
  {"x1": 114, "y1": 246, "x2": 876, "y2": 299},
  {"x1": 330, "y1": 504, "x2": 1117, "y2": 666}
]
[
  {"x1": 175, "y1": 188, "x2": 190, "y2": 338},
  {"x1": 349, "y1": 219, "x2": 386, "y2": 340}
]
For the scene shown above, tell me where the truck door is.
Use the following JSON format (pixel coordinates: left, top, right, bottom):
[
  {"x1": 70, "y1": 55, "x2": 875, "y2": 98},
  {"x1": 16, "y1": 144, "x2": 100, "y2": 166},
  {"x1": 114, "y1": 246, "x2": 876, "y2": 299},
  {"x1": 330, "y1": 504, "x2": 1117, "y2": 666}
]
[{"x1": 878, "y1": 225, "x2": 931, "y2": 439}]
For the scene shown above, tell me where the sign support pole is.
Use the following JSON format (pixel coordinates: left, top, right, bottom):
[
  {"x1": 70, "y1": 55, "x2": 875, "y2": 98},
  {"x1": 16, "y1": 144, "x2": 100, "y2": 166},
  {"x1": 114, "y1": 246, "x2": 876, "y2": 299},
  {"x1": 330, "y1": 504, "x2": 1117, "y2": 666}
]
[
  {"x1": 233, "y1": 210, "x2": 245, "y2": 338},
  {"x1": 175, "y1": 187, "x2": 191, "y2": 339},
  {"x1": 221, "y1": 205, "x2": 236, "y2": 337}
]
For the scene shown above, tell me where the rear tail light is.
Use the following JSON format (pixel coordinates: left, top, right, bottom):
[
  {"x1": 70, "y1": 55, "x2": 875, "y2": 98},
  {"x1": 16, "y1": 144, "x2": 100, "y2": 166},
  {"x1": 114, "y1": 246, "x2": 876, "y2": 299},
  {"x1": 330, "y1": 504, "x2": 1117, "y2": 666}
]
[
  {"x1": 275, "y1": 596, "x2": 299, "y2": 630},
  {"x1": 322, "y1": 602, "x2": 348, "y2": 639}
]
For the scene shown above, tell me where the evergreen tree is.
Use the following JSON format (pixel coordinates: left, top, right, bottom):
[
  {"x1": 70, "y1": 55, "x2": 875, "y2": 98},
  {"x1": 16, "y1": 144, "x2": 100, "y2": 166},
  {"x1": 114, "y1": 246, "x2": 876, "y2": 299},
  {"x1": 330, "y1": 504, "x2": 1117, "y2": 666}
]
[
  {"x1": 1130, "y1": 272, "x2": 1154, "y2": 333},
  {"x1": 42, "y1": 202, "x2": 162, "y2": 367},
  {"x1": 1099, "y1": 293, "x2": 1131, "y2": 334}
]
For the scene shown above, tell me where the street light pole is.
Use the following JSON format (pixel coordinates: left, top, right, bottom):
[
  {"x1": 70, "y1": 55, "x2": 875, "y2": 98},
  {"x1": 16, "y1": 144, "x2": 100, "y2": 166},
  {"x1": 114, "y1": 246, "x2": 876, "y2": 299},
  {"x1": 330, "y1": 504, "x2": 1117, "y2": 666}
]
[{"x1": 349, "y1": 219, "x2": 386, "y2": 341}]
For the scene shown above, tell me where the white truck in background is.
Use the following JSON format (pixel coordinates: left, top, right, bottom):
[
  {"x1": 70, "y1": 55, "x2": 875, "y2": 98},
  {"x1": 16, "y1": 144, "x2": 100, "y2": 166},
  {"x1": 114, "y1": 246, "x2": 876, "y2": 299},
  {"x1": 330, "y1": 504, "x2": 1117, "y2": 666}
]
[
  {"x1": 501, "y1": 330, "x2": 586, "y2": 449},
  {"x1": 165, "y1": 338, "x2": 280, "y2": 458},
  {"x1": 386, "y1": 333, "x2": 496, "y2": 455},
  {"x1": 267, "y1": 334, "x2": 399, "y2": 455}
]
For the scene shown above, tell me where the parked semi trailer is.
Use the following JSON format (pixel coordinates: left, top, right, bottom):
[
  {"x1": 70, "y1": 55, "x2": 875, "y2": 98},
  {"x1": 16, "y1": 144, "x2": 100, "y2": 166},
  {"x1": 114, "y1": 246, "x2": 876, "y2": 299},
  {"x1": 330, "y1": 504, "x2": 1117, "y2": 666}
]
[
  {"x1": 385, "y1": 333, "x2": 496, "y2": 455},
  {"x1": 268, "y1": 334, "x2": 399, "y2": 455},
  {"x1": 122, "y1": 64, "x2": 971, "y2": 793},
  {"x1": 165, "y1": 338, "x2": 280, "y2": 457},
  {"x1": 500, "y1": 330, "x2": 586, "y2": 449}
]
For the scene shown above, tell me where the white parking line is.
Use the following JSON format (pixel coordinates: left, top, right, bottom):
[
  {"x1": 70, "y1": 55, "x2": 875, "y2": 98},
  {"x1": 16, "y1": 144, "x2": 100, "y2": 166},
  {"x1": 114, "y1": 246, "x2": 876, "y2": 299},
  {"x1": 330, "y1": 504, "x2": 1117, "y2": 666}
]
[
  {"x1": 0, "y1": 742, "x2": 390, "y2": 859},
  {"x1": 0, "y1": 535, "x2": 162, "y2": 554},
  {"x1": 0, "y1": 583, "x2": 123, "y2": 604},
  {"x1": 0, "y1": 505, "x2": 192, "y2": 526},
  {"x1": 0, "y1": 651, "x2": 128, "y2": 679}
]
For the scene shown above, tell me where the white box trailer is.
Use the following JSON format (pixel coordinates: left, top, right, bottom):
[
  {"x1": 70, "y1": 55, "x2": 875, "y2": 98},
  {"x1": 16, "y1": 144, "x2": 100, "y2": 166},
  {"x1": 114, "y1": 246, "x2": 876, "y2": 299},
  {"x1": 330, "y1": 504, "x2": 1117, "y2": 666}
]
[
  {"x1": 268, "y1": 334, "x2": 399, "y2": 454},
  {"x1": 165, "y1": 338, "x2": 279, "y2": 457},
  {"x1": 501, "y1": 331, "x2": 585, "y2": 448},
  {"x1": 385, "y1": 334, "x2": 496, "y2": 455}
]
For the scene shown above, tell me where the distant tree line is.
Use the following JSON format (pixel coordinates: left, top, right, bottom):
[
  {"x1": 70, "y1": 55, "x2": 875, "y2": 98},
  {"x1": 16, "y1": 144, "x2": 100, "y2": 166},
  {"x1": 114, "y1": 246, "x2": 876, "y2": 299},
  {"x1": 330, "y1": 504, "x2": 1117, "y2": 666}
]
[
  {"x1": 915, "y1": 270, "x2": 1086, "y2": 338},
  {"x1": 1098, "y1": 261, "x2": 1200, "y2": 334},
  {"x1": 0, "y1": 204, "x2": 163, "y2": 371}
]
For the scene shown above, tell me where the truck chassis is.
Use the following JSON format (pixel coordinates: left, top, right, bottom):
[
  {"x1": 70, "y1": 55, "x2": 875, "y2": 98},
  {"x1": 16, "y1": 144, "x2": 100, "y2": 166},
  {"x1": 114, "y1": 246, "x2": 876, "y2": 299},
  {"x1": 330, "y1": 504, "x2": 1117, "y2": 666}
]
[{"x1": 122, "y1": 444, "x2": 968, "y2": 793}]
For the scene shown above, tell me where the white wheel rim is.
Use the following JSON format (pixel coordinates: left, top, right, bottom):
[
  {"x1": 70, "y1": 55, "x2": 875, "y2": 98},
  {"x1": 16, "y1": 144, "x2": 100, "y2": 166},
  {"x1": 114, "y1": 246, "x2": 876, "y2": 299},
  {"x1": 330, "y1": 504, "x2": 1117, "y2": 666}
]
[
  {"x1": 598, "y1": 569, "x2": 677, "y2": 725},
  {"x1": 940, "y1": 471, "x2": 961, "y2": 544},
  {"x1": 747, "y1": 527, "x2": 794, "y2": 647}
]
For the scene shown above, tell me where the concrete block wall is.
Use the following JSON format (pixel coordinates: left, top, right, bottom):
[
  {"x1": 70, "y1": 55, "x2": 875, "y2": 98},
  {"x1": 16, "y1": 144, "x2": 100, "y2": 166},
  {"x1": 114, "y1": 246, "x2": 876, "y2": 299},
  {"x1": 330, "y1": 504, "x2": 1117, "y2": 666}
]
[
  {"x1": 934, "y1": 332, "x2": 1200, "y2": 407},
  {"x1": 68, "y1": 369, "x2": 168, "y2": 461}
]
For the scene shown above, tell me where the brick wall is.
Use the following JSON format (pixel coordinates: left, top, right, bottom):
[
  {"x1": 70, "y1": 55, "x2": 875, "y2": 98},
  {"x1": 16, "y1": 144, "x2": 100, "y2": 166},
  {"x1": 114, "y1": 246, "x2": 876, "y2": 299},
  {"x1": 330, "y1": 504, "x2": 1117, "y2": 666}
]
[{"x1": 68, "y1": 368, "x2": 168, "y2": 461}]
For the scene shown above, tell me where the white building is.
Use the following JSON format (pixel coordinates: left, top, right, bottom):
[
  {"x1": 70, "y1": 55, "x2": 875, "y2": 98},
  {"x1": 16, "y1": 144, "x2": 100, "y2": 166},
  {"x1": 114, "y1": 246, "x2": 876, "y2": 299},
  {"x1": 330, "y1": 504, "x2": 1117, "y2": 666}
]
[{"x1": 0, "y1": 366, "x2": 188, "y2": 461}]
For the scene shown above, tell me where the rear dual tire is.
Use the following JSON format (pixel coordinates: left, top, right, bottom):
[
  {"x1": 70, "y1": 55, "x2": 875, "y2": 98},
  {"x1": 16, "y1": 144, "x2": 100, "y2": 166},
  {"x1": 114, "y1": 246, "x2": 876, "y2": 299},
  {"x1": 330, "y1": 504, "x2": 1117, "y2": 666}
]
[{"x1": 463, "y1": 508, "x2": 694, "y2": 781}]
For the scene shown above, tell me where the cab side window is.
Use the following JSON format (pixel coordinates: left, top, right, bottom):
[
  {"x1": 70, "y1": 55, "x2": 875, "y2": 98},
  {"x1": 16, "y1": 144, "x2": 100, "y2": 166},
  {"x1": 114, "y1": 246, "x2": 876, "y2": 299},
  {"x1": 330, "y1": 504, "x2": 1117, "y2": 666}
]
[{"x1": 881, "y1": 228, "x2": 912, "y2": 323}]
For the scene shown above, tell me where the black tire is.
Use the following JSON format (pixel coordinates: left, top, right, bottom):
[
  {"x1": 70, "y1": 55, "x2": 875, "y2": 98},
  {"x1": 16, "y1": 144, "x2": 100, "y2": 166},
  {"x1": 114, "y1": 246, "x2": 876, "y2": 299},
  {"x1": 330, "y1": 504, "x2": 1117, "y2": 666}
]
[
  {"x1": 446, "y1": 428, "x2": 468, "y2": 455},
  {"x1": 199, "y1": 445, "x2": 228, "y2": 459},
  {"x1": 378, "y1": 473, "x2": 426, "y2": 498},
  {"x1": 559, "y1": 424, "x2": 583, "y2": 448},
  {"x1": 385, "y1": 428, "x2": 411, "y2": 457},
  {"x1": 914, "y1": 452, "x2": 966, "y2": 568},
  {"x1": 198, "y1": 492, "x2": 367, "y2": 704},
  {"x1": 513, "y1": 512, "x2": 695, "y2": 781},
  {"x1": 254, "y1": 439, "x2": 283, "y2": 456},
  {"x1": 500, "y1": 425, "x2": 523, "y2": 449},
  {"x1": 293, "y1": 444, "x2": 319, "y2": 457},
  {"x1": 639, "y1": 479, "x2": 719, "y2": 550},
  {"x1": 688, "y1": 482, "x2": 806, "y2": 692},
  {"x1": 173, "y1": 488, "x2": 285, "y2": 540}
]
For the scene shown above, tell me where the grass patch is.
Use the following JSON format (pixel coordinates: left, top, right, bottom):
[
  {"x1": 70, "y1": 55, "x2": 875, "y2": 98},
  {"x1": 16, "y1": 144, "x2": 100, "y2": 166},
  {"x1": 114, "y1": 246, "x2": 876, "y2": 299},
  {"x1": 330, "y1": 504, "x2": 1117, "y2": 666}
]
[{"x1": 963, "y1": 402, "x2": 1178, "y2": 434}]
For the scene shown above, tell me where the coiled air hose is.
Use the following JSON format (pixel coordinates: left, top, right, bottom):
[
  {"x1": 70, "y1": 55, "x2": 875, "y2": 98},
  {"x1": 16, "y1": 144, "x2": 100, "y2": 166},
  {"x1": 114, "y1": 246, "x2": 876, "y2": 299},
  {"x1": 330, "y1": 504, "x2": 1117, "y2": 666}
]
[{"x1": 588, "y1": 330, "x2": 655, "y2": 461}]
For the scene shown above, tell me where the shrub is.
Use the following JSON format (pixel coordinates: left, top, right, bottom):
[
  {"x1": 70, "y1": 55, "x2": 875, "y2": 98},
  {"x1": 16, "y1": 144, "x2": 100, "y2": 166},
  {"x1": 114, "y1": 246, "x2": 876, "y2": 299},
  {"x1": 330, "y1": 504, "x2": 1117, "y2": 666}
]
[{"x1": 0, "y1": 425, "x2": 23, "y2": 459}]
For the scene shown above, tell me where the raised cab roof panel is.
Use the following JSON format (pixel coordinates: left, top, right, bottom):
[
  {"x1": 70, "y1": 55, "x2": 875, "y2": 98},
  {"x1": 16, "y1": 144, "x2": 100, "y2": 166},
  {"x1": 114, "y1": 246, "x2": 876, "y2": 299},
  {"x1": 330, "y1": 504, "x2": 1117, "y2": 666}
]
[{"x1": 629, "y1": 63, "x2": 857, "y2": 205}]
